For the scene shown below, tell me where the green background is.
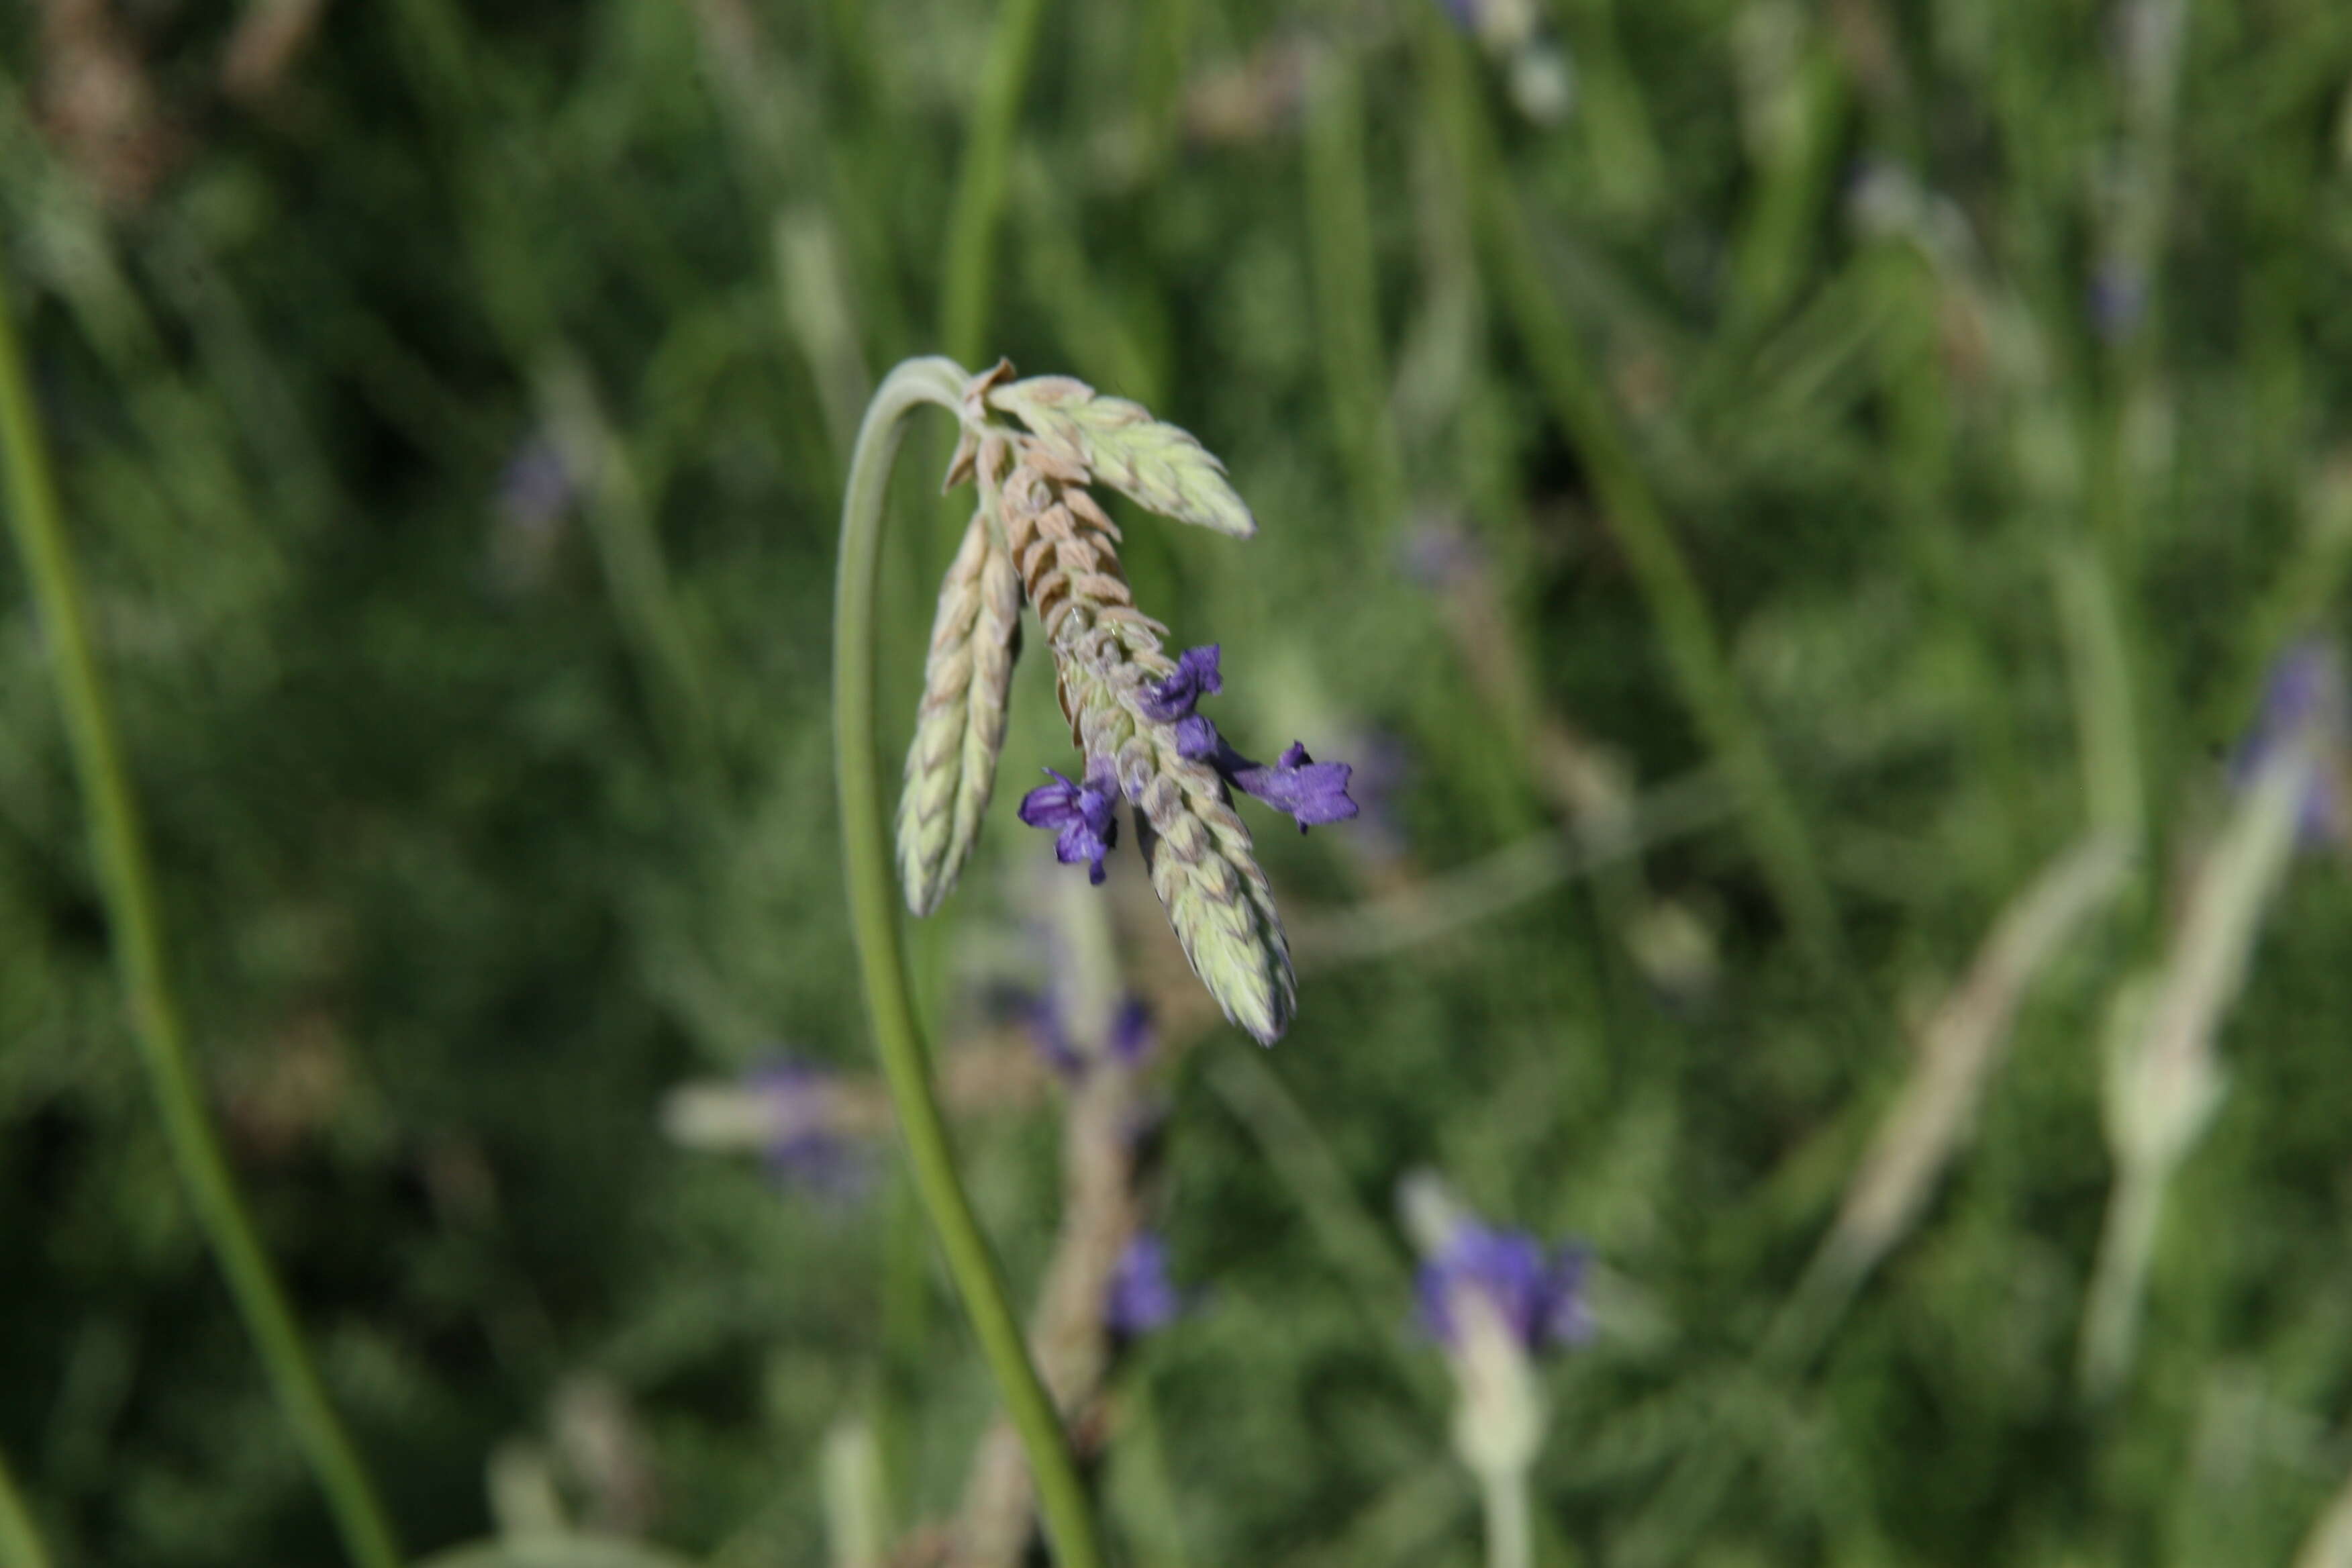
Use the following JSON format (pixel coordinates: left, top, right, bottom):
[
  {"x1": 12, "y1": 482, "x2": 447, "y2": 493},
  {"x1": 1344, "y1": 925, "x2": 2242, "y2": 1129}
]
[{"x1": 7, "y1": 0, "x2": 2352, "y2": 1563}]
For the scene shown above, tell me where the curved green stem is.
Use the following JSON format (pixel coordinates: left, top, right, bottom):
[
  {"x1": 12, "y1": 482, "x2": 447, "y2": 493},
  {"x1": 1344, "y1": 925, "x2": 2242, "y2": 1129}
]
[
  {"x1": 834, "y1": 356, "x2": 1107, "y2": 1568},
  {"x1": 0, "y1": 1447, "x2": 52, "y2": 1568},
  {"x1": 0, "y1": 280, "x2": 403, "y2": 1568}
]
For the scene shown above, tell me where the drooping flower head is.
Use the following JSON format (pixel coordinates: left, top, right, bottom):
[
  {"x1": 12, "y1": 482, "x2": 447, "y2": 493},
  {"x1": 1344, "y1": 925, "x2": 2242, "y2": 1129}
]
[
  {"x1": 1017, "y1": 763, "x2": 1120, "y2": 883},
  {"x1": 1416, "y1": 1222, "x2": 1594, "y2": 1356},
  {"x1": 897, "y1": 362, "x2": 1365, "y2": 1043},
  {"x1": 1106, "y1": 1232, "x2": 1183, "y2": 1338}
]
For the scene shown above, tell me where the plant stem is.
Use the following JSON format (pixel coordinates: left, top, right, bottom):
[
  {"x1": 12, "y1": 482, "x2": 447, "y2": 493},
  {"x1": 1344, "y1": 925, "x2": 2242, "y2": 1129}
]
[
  {"x1": 1480, "y1": 1463, "x2": 1533, "y2": 1568},
  {"x1": 834, "y1": 356, "x2": 1106, "y2": 1568},
  {"x1": 0, "y1": 283, "x2": 403, "y2": 1568},
  {"x1": 0, "y1": 1448, "x2": 51, "y2": 1568},
  {"x1": 2079, "y1": 1163, "x2": 2165, "y2": 1402}
]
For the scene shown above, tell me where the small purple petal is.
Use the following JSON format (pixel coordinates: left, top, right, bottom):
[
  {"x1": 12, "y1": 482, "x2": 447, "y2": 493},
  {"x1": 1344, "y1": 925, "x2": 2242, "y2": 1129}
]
[
  {"x1": 1226, "y1": 741, "x2": 1359, "y2": 833},
  {"x1": 1106, "y1": 1233, "x2": 1183, "y2": 1337},
  {"x1": 1171, "y1": 714, "x2": 1220, "y2": 761},
  {"x1": 1139, "y1": 646, "x2": 1223, "y2": 723},
  {"x1": 1019, "y1": 765, "x2": 1120, "y2": 882}
]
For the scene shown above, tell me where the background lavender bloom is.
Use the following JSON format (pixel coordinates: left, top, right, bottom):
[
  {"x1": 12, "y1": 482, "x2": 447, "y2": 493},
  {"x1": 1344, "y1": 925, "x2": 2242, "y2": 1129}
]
[
  {"x1": 1341, "y1": 730, "x2": 1414, "y2": 866},
  {"x1": 1416, "y1": 1223, "x2": 1593, "y2": 1355},
  {"x1": 1026, "y1": 991, "x2": 1155, "y2": 1079},
  {"x1": 2088, "y1": 260, "x2": 2148, "y2": 342},
  {"x1": 497, "y1": 436, "x2": 575, "y2": 526},
  {"x1": 1025, "y1": 993, "x2": 1085, "y2": 1079},
  {"x1": 744, "y1": 1063, "x2": 865, "y2": 1197},
  {"x1": 1106, "y1": 1232, "x2": 1183, "y2": 1337},
  {"x1": 2232, "y1": 637, "x2": 2349, "y2": 846},
  {"x1": 487, "y1": 434, "x2": 576, "y2": 592},
  {"x1": 1398, "y1": 520, "x2": 1487, "y2": 591},
  {"x1": 1018, "y1": 765, "x2": 1120, "y2": 881},
  {"x1": 1109, "y1": 995, "x2": 1155, "y2": 1067}
]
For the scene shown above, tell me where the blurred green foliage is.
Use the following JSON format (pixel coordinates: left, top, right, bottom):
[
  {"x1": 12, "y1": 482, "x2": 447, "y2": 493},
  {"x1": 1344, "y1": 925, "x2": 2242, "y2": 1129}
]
[{"x1": 7, "y1": 0, "x2": 2352, "y2": 1565}]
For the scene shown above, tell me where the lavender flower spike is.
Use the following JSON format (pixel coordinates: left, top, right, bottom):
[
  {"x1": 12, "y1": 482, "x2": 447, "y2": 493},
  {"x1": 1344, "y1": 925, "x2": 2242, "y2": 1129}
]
[{"x1": 1018, "y1": 763, "x2": 1120, "y2": 883}]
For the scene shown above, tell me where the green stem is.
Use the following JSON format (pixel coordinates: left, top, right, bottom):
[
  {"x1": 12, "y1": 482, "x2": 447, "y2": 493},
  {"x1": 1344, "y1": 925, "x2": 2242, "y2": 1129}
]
[
  {"x1": 2078, "y1": 1163, "x2": 2166, "y2": 1403},
  {"x1": 0, "y1": 285, "x2": 403, "y2": 1568},
  {"x1": 1479, "y1": 1465, "x2": 1532, "y2": 1568},
  {"x1": 834, "y1": 356, "x2": 1107, "y2": 1568},
  {"x1": 0, "y1": 1448, "x2": 51, "y2": 1568}
]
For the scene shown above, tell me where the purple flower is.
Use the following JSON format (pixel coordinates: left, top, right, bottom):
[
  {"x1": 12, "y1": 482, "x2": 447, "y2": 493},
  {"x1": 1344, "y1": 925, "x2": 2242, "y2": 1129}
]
[
  {"x1": 2234, "y1": 638, "x2": 2350, "y2": 847},
  {"x1": 1223, "y1": 741, "x2": 1360, "y2": 833},
  {"x1": 1140, "y1": 646, "x2": 1224, "y2": 758},
  {"x1": 1416, "y1": 1222, "x2": 1593, "y2": 1355},
  {"x1": 1109, "y1": 995, "x2": 1155, "y2": 1067},
  {"x1": 1137, "y1": 646, "x2": 1359, "y2": 832},
  {"x1": 1018, "y1": 763, "x2": 1120, "y2": 882},
  {"x1": 2088, "y1": 260, "x2": 2147, "y2": 342},
  {"x1": 745, "y1": 1062, "x2": 863, "y2": 1197},
  {"x1": 1025, "y1": 991, "x2": 1154, "y2": 1080},
  {"x1": 1139, "y1": 644, "x2": 1223, "y2": 722},
  {"x1": 1026, "y1": 993, "x2": 1085, "y2": 1079},
  {"x1": 1106, "y1": 1232, "x2": 1183, "y2": 1337}
]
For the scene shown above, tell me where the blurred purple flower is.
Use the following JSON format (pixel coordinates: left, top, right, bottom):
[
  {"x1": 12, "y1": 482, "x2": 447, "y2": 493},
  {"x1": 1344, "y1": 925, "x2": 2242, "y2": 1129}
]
[
  {"x1": 1019, "y1": 764, "x2": 1120, "y2": 883},
  {"x1": 1110, "y1": 994, "x2": 1156, "y2": 1066},
  {"x1": 1106, "y1": 1232, "x2": 1183, "y2": 1337},
  {"x1": 1416, "y1": 1222, "x2": 1592, "y2": 1355},
  {"x1": 2233, "y1": 638, "x2": 2350, "y2": 847},
  {"x1": 1343, "y1": 730, "x2": 1414, "y2": 864},
  {"x1": 2088, "y1": 260, "x2": 2147, "y2": 342},
  {"x1": 497, "y1": 436, "x2": 575, "y2": 531},
  {"x1": 1027, "y1": 991, "x2": 1157, "y2": 1080},
  {"x1": 1398, "y1": 520, "x2": 1487, "y2": 591},
  {"x1": 745, "y1": 1062, "x2": 863, "y2": 1197}
]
